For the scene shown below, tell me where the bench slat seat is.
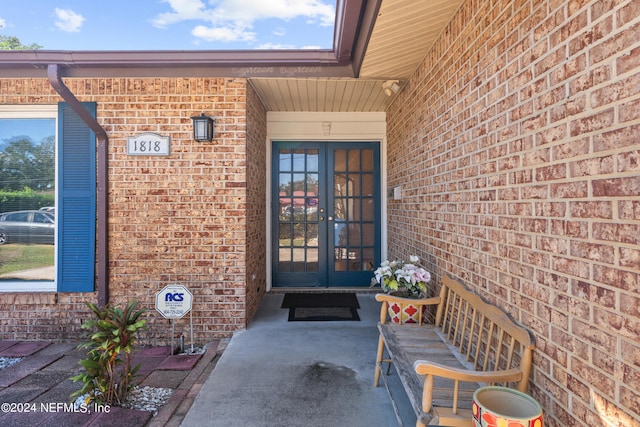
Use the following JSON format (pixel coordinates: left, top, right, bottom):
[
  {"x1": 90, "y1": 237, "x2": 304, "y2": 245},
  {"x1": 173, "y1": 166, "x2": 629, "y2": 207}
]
[
  {"x1": 379, "y1": 323, "x2": 480, "y2": 415},
  {"x1": 374, "y1": 274, "x2": 535, "y2": 427}
]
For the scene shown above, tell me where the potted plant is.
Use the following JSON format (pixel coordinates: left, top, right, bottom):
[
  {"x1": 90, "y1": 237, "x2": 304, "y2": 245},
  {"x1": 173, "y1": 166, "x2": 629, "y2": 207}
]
[
  {"x1": 371, "y1": 255, "x2": 431, "y2": 297},
  {"x1": 371, "y1": 255, "x2": 432, "y2": 324}
]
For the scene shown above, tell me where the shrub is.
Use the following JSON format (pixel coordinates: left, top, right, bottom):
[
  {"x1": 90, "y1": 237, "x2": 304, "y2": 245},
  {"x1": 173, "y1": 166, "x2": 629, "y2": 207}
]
[
  {"x1": 0, "y1": 189, "x2": 54, "y2": 213},
  {"x1": 70, "y1": 300, "x2": 148, "y2": 406}
]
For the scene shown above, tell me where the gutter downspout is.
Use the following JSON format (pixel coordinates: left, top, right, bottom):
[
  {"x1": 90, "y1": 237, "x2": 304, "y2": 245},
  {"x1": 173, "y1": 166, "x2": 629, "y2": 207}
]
[{"x1": 48, "y1": 64, "x2": 109, "y2": 307}]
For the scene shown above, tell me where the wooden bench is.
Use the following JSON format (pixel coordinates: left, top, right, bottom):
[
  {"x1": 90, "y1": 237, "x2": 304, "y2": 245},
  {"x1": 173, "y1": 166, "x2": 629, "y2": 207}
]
[{"x1": 374, "y1": 274, "x2": 535, "y2": 427}]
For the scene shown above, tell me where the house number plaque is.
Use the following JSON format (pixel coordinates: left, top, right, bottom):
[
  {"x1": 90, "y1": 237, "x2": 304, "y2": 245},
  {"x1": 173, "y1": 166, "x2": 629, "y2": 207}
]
[{"x1": 127, "y1": 132, "x2": 170, "y2": 156}]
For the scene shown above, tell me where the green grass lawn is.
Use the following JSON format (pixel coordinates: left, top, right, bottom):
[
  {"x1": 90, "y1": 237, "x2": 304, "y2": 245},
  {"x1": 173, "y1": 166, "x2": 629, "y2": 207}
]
[{"x1": 0, "y1": 244, "x2": 54, "y2": 275}]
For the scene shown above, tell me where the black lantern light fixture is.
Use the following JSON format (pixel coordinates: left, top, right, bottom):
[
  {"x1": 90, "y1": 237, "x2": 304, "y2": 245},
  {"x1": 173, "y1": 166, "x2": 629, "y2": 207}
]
[{"x1": 190, "y1": 113, "x2": 215, "y2": 142}]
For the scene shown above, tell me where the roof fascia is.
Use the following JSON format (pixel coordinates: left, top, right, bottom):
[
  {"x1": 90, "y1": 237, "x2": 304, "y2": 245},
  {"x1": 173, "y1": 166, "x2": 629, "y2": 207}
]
[
  {"x1": 0, "y1": 50, "x2": 354, "y2": 78},
  {"x1": 333, "y1": 0, "x2": 364, "y2": 64}
]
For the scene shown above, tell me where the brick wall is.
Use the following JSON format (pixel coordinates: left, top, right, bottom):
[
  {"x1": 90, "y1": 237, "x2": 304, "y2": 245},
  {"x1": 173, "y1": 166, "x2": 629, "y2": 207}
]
[
  {"x1": 386, "y1": 0, "x2": 639, "y2": 426},
  {"x1": 245, "y1": 82, "x2": 268, "y2": 321},
  {"x1": 0, "y1": 77, "x2": 266, "y2": 345}
]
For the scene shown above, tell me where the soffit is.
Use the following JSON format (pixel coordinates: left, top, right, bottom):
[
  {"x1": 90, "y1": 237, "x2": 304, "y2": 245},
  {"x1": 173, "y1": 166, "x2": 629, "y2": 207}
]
[
  {"x1": 248, "y1": 78, "x2": 393, "y2": 112},
  {"x1": 250, "y1": 0, "x2": 464, "y2": 112}
]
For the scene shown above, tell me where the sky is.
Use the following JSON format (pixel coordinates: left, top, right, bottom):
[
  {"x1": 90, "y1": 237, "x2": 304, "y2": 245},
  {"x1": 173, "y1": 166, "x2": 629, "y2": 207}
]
[{"x1": 0, "y1": 0, "x2": 336, "y2": 50}]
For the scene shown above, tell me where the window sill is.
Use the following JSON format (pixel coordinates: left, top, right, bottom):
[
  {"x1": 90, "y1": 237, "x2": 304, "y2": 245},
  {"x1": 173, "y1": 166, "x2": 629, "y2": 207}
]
[{"x1": 0, "y1": 282, "x2": 56, "y2": 293}]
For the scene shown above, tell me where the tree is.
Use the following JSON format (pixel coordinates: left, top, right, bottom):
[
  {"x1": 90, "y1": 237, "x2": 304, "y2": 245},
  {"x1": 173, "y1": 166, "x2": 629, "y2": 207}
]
[
  {"x1": 0, "y1": 136, "x2": 54, "y2": 191},
  {"x1": 0, "y1": 35, "x2": 42, "y2": 50}
]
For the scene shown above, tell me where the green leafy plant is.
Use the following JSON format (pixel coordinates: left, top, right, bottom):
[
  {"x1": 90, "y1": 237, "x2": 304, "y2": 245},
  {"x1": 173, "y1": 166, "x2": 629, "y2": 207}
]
[{"x1": 70, "y1": 300, "x2": 148, "y2": 406}]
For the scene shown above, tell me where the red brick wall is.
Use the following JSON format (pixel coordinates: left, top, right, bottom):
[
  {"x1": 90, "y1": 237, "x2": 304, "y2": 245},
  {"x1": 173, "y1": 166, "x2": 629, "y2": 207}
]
[
  {"x1": 0, "y1": 77, "x2": 266, "y2": 345},
  {"x1": 245, "y1": 82, "x2": 268, "y2": 322},
  {"x1": 386, "y1": 0, "x2": 639, "y2": 426}
]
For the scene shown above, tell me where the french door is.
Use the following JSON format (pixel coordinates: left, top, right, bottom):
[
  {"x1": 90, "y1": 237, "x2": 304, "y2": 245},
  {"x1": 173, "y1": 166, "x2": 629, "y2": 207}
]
[{"x1": 272, "y1": 141, "x2": 381, "y2": 288}]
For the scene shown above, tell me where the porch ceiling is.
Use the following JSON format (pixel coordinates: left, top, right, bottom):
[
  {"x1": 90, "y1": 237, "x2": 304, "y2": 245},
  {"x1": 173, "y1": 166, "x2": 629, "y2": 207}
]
[{"x1": 250, "y1": 0, "x2": 464, "y2": 112}]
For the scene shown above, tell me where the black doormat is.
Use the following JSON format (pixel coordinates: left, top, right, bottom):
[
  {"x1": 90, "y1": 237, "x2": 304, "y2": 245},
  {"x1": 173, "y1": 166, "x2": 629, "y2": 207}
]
[{"x1": 281, "y1": 293, "x2": 360, "y2": 322}]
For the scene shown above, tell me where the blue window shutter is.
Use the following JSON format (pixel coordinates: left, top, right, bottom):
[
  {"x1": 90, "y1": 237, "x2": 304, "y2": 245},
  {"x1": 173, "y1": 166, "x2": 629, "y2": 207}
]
[{"x1": 57, "y1": 102, "x2": 96, "y2": 292}]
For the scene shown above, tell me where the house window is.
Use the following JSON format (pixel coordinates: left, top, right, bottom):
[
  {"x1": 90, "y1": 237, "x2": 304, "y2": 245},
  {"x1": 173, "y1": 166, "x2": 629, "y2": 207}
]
[
  {"x1": 0, "y1": 104, "x2": 96, "y2": 293},
  {"x1": 0, "y1": 107, "x2": 56, "y2": 291}
]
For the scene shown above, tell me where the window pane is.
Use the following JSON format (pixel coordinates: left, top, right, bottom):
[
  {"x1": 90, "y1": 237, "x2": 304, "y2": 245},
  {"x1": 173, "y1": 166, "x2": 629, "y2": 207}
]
[{"x1": 0, "y1": 118, "x2": 56, "y2": 283}]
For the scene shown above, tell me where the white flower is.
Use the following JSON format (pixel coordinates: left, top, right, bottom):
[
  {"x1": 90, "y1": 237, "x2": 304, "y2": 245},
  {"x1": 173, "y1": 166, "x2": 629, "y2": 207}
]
[{"x1": 370, "y1": 255, "x2": 431, "y2": 296}]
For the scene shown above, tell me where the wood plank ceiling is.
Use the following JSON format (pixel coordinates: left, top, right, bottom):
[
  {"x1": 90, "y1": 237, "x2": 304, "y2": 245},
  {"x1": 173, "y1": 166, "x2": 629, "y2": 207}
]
[{"x1": 250, "y1": 0, "x2": 464, "y2": 112}]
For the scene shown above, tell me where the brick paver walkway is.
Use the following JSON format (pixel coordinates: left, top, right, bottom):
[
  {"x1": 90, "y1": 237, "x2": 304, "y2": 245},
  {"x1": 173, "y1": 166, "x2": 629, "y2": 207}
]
[{"x1": 0, "y1": 339, "x2": 223, "y2": 426}]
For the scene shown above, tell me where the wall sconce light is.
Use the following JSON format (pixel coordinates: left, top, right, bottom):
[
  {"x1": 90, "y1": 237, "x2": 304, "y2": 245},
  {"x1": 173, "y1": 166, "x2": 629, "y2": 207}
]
[
  {"x1": 190, "y1": 113, "x2": 215, "y2": 142},
  {"x1": 382, "y1": 80, "x2": 401, "y2": 97}
]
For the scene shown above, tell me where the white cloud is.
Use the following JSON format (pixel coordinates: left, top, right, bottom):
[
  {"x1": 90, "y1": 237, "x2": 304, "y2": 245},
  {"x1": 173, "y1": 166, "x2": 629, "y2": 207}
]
[
  {"x1": 152, "y1": 0, "x2": 210, "y2": 28},
  {"x1": 211, "y1": 0, "x2": 335, "y2": 26},
  {"x1": 152, "y1": 0, "x2": 334, "y2": 43},
  {"x1": 256, "y1": 42, "x2": 295, "y2": 50},
  {"x1": 54, "y1": 8, "x2": 85, "y2": 32},
  {"x1": 0, "y1": 17, "x2": 6, "y2": 28},
  {"x1": 192, "y1": 25, "x2": 255, "y2": 43}
]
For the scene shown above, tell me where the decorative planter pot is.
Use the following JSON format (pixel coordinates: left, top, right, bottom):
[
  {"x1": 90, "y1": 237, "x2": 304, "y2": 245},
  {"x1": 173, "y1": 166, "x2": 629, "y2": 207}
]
[
  {"x1": 387, "y1": 292, "x2": 428, "y2": 324},
  {"x1": 472, "y1": 386, "x2": 543, "y2": 427}
]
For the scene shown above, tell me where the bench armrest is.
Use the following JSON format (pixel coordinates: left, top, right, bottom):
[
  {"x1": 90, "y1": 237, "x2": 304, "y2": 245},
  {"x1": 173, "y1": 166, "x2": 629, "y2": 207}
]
[
  {"x1": 375, "y1": 293, "x2": 441, "y2": 324},
  {"x1": 414, "y1": 360, "x2": 523, "y2": 383},
  {"x1": 413, "y1": 360, "x2": 523, "y2": 412}
]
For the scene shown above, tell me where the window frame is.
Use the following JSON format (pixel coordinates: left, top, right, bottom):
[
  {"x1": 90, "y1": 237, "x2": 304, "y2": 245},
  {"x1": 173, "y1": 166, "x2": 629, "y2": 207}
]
[{"x1": 0, "y1": 105, "x2": 58, "y2": 292}]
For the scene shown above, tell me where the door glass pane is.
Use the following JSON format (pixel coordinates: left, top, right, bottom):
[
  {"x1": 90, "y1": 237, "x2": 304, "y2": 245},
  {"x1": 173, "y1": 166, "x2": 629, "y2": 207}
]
[
  {"x1": 362, "y1": 198, "x2": 374, "y2": 221},
  {"x1": 362, "y1": 248, "x2": 375, "y2": 271},
  {"x1": 348, "y1": 149, "x2": 360, "y2": 172},
  {"x1": 334, "y1": 247, "x2": 347, "y2": 271},
  {"x1": 306, "y1": 223, "x2": 318, "y2": 247},
  {"x1": 279, "y1": 248, "x2": 291, "y2": 272},
  {"x1": 279, "y1": 224, "x2": 292, "y2": 246},
  {"x1": 332, "y1": 147, "x2": 375, "y2": 272},
  {"x1": 362, "y1": 149, "x2": 373, "y2": 171},
  {"x1": 347, "y1": 224, "x2": 361, "y2": 245},
  {"x1": 292, "y1": 249, "x2": 305, "y2": 272},
  {"x1": 276, "y1": 147, "x2": 320, "y2": 274},
  {"x1": 334, "y1": 149, "x2": 346, "y2": 172},
  {"x1": 306, "y1": 248, "x2": 318, "y2": 272},
  {"x1": 279, "y1": 149, "x2": 292, "y2": 171},
  {"x1": 307, "y1": 150, "x2": 319, "y2": 172},
  {"x1": 292, "y1": 149, "x2": 306, "y2": 170},
  {"x1": 362, "y1": 223, "x2": 374, "y2": 246},
  {"x1": 362, "y1": 173, "x2": 374, "y2": 197},
  {"x1": 348, "y1": 248, "x2": 361, "y2": 271},
  {"x1": 349, "y1": 174, "x2": 362, "y2": 196},
  {"x1": 279, "y1": 173, "x2": 292, "y2": 194}
]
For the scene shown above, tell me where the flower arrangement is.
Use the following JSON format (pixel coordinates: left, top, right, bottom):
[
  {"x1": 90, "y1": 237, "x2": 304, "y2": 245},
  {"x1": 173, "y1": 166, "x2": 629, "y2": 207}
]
[{"x1": 371, "y1": 255, "x2": 431, "y2": 297}]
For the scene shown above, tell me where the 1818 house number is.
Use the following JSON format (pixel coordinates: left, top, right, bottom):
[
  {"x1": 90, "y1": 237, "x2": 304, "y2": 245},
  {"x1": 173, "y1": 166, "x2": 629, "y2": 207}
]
[{"x1": 126, "y1": 132, "x2": 170, "y2": 156}]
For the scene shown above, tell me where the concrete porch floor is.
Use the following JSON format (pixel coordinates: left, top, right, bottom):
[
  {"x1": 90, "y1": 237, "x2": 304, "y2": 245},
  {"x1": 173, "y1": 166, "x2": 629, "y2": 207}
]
[
  {"x1": 0, "y1": 293, "x2": 411, "y2": 426},
  {"x1": 181, "y1": 293, "x2": 406, "y2": 427}
]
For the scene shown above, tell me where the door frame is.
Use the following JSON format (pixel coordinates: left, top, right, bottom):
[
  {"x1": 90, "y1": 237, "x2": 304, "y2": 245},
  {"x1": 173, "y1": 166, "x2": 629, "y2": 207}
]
[{"x1": 265, "y1": 112, "x2": 388, "y2": 291}]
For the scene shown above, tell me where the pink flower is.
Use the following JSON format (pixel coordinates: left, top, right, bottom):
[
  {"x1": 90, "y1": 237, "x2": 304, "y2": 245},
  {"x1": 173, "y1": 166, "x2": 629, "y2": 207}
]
[{"x1": 371, "y1": 255, "x2": 431, "y2": 296}]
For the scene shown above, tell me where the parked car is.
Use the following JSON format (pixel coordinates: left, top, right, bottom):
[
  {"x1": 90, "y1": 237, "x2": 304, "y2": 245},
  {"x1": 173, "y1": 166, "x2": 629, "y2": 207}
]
[{"x1": 0, "y1": 210, "x2": 55, "y2": 245}]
